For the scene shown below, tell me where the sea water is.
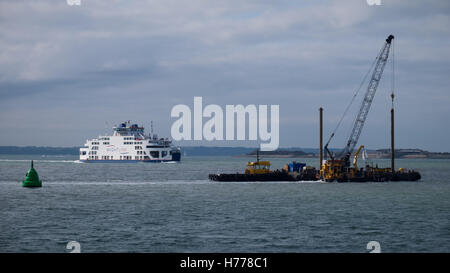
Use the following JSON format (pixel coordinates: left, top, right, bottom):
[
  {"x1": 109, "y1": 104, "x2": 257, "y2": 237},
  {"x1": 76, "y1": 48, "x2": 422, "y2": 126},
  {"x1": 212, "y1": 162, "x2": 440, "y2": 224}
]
[{"x1": 0, "y1": 155, "x2": 449, "y2": 252}]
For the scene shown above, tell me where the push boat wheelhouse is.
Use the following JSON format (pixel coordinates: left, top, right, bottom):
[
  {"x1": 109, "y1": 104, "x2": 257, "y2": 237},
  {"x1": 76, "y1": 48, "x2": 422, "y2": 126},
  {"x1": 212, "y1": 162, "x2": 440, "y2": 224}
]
[{"x1": 79, "y1": 121, "x2": 181, "y2": 163}]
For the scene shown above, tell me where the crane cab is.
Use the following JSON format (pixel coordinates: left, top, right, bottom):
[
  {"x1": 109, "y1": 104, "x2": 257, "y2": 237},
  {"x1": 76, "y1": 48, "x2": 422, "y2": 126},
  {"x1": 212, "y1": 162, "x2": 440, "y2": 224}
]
[
  {"x1": 320, "y1": 159, "x2": 346, "y2": 182},
  {"x1": 320, "y1": 159, "x2": 365, "y2": 182}
]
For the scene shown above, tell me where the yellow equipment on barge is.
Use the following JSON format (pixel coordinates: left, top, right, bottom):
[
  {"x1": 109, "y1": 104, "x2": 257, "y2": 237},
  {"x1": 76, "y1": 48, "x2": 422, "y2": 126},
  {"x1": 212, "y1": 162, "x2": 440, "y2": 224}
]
[
  {"x1": 245, "y1": 150, "x2": 271, "y2": 175},
  {"x1": 319, "y1": 158, "x2": 420, "y2": 182}
]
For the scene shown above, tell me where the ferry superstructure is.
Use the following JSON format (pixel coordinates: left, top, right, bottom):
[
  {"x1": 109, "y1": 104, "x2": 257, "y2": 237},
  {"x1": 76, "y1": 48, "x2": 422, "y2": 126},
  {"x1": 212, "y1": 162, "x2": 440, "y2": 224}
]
[{"x1": 79, "y1": 121, "x2": 181, "y2": 163}]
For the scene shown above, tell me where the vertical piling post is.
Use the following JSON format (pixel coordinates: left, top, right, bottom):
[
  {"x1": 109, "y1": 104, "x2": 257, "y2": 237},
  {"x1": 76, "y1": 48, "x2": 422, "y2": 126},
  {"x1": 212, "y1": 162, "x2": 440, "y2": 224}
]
[
  {"x1": 391, "y1": 107, "x2": 395, "y2": 173},
  {"x1": 319, "y1": 107, "x2": 323, "y2": 169}
]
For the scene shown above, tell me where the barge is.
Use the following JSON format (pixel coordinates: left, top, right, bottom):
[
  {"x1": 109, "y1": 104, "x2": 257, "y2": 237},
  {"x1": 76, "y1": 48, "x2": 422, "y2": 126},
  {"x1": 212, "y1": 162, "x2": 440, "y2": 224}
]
[
  {"x1": 208, "y1": 159, "x2": 420, "y2": 183},
  {"x1": 209, "y1": 35, "x2": 421, "y2": 183}
]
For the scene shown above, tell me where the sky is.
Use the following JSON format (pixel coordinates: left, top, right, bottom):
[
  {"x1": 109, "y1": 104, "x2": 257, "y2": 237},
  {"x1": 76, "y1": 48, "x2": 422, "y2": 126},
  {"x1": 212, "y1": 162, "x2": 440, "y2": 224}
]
[{"x1": 0, "y1": 0, "x2": 449, "y2": 151}]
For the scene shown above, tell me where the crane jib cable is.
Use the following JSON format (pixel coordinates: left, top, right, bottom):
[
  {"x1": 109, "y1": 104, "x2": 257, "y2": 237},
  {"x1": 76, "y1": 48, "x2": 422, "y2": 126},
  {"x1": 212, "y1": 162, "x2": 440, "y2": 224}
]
[{"x1": 325, "y1": 48, "x2": 380, "y2": 149}]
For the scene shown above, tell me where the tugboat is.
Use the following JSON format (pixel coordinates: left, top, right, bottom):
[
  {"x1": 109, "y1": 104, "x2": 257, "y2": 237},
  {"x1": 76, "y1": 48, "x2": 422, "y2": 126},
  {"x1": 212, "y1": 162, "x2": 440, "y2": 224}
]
[{"x1": 79, "y1": 121, "x2": 181, "y2": 163}]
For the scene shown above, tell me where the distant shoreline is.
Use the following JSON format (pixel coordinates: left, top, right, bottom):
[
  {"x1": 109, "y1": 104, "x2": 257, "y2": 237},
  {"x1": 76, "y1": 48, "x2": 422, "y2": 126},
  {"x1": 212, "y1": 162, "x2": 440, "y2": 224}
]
[{"x1": 0, "y1": 146, "x2": 449, "y2": 159}]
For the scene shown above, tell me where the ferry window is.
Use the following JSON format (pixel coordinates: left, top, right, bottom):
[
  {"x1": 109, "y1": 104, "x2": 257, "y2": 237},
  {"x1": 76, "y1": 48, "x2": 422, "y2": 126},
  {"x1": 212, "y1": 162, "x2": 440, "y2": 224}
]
[
  {"x1": 162, "y1": 151, "x2": 167, "y2": 157},
  {"x1": 150, "y1": 151, "x2": 159, "y2": 158}
]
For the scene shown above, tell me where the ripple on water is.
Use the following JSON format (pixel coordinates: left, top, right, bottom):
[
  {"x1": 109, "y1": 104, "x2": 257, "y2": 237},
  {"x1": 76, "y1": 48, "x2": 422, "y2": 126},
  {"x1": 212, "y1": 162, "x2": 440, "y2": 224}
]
[{"x1": 0, "y1": 156, "x2": 449, "y2": 252}]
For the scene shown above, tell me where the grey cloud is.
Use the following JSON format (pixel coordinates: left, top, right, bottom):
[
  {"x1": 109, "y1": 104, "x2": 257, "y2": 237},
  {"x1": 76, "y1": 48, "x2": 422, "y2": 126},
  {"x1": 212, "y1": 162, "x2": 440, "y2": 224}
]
[{"x1": 0, "y1": 0, "x2": 449, "y2": 151}]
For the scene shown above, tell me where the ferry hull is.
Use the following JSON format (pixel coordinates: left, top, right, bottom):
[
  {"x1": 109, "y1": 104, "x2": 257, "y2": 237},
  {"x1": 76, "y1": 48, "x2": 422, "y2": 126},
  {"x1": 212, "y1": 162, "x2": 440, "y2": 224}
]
[
  {"x1": 80, "y1": 158, "x2": 180, "y2": 163},
  {"x1": 80, "y1": 152, "x2": 181, "y2": 163}
]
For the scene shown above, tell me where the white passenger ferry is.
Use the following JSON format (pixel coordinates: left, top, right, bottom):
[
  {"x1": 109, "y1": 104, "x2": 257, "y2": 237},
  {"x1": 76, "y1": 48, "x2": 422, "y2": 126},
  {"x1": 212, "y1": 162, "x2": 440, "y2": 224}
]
[{"x1": 79, "y1": 121, "x2": 181, "y2": 163}]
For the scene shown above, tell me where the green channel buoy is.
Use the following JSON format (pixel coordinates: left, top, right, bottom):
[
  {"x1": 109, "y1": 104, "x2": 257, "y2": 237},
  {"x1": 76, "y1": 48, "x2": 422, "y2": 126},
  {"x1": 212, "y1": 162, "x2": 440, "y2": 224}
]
[{"x1": 22, "y1": 160, "x2": 42, "y2": 188}]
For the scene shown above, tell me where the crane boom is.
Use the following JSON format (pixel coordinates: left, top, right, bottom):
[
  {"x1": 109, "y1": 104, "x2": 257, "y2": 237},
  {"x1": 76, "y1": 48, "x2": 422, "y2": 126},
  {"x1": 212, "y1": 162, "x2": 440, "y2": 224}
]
[{"x1": 339, "y1": 35, "x2": 394, "y2": 165}]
